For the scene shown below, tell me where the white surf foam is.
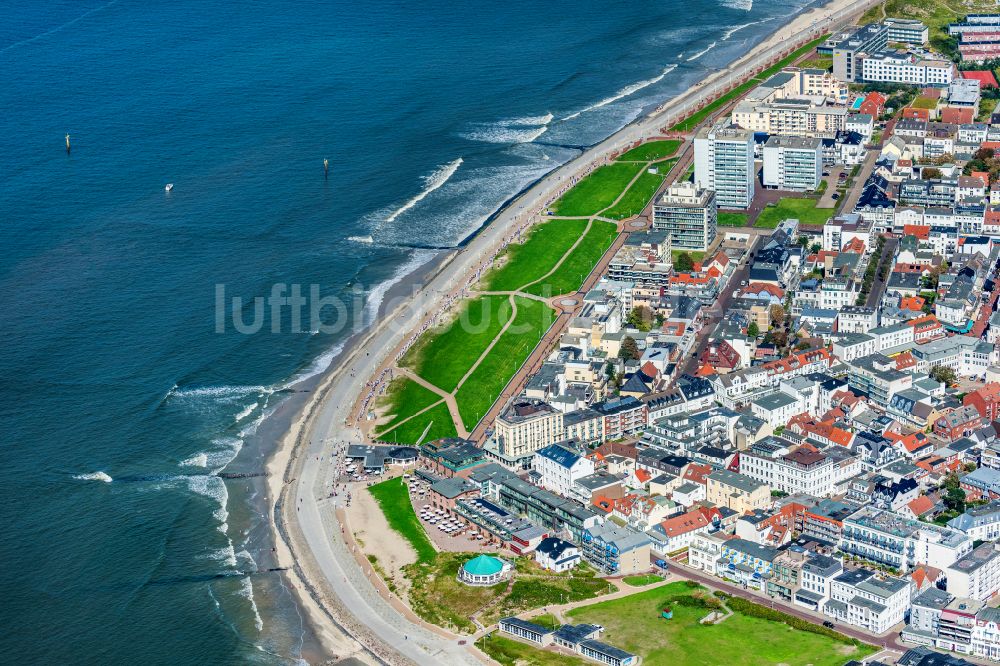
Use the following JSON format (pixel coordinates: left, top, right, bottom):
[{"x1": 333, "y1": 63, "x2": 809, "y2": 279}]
[
  {"x1": 74, "y1": 471, "x2": 113, "y2": 483},
  {"x1": 347, "y1": 235, "x2": 374, "y2": 244},
  {"x1": 209, "y1": 544, "x2": 238, "y2": 567},
  {"x1": 384, "y1": 158, "x2": 463, "y2": 224},
  {"x1": 187, "y1": 473, "x2": 230, "y2": 532},
  {"x1": 461, "y1": 112, "x2": 554, "y2": 144},
  {"x1": 239, "y1": 577, "x2": 264, "y2": 632},
  {"x1": 180, "y1": 452, "x2": 209, "y2": 468},
  {"x1": 687, "y1": 41, "x2": 718, "y2": 61},
  {"x1": 169, "y1": 384, "x2": 272, "y2": 401},
  {"x1": 363, "y1": 249, "x2": 437, "y2": 325},
  {"x1": 234, "y1": 401, "x2": 258, "y2": 423},
  {"x1": 563, "y1": 64, "x2": 677, "y2": 120},
  {"x1": 721, "y1": 0, "x2": 753, "y2": 10},
  {"x1": 284, "y1": 341, "x2": 346, "y2": 386}
]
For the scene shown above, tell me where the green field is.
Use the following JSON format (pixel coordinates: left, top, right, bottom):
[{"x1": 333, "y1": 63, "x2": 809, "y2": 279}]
[
  {"x1": 604, "y1": 168, "x2": 667, "y2": 220},
  {"x1": 566, "y1": 581, "x2": 877, "y2": 666},
  {"x1": 374, "y1": 377, "x2": 442, "y2": 436},
  {"x1": 617, "y1": 140, "x2": 682, "y2": 162},
  {"x1": 552, "y1": 162, "x2": 646, "y2": 217},
  {"x1": 368, "y1": 477, "x2": 437, "y2": 564},
  {"x1": 400, "y1": 295, "x2": 513, "y2": 392},
  {"x1": 755, "y1": 197, "x2": 832, "y2": 228},
  {"x1": 455, "y1": 297, "x2": 556, "y2": 430},
  {"x1": 377, "y1": 400, "x2": 457, "y2": 445},
  {"x1": 481, "y1": 634, "x2": 587, "y2": 666},
  {"x1": 798, "y1": 55, "x2": 832, "y2": 70},
  {"x1": 860, "y1": 0, "x2": 996, "y2": 55},
  {"x1": 670, "y1": 35, "x2": 829, "y2": 132},
  {"x1": 623, "y1": 574, "x2": 663, "y2": 586},
  {"x1": 912, "y1": 96, "x2": 938, "y2": 110},
  {"x1": 482, "y1": 218, "x2": 588, "y2": 292},
  {"x1": 717, "y1": 212, "x2": 748, "y2": 227},
  {"x1": 672, "y1": 249, "x2": 706, "y2": 265},
  {"x1": 524, "y1": 220, "x2": 617, "y2": 296}
]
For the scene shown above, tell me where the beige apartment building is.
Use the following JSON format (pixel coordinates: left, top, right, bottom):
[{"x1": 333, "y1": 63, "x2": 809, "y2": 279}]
[
  {"x1": 494, "y1": 399, "x2": 565, "y2": 460},
  {"x1": 706, "y1": 469, "x2": 771, "y2": 513}
]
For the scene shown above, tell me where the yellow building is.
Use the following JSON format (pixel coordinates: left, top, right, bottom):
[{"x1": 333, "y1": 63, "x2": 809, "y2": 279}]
[{"x1": 706, "y1": 469, "x2": 770, "y2": 514}]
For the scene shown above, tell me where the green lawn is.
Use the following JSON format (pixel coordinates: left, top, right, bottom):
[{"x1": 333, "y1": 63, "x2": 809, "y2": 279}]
[
  {"x1": 374, "y1": 377, "x2": 442, "y2": 436},
  {"x1": 480, "y1": 634, "x2": 587, "y2": 666},
  {"x1": 623, "y1": 574, "x2": 663, "y2": 586},
  {"x1": 552, "y1": 162, "x2": 646, "y2": 217},
  {"x1": 672, "y1": 249, "x2": 706, "y2": 265},
  {"x1": 798, "y1": 55, "x2": 832, "y2": 70},
  {"x1": 377, "y1": 400, "x2": 457, "y2": 445},
  {"x1": 717, "y1": 212, "x2": 748, "y2": 227},
  {"x1": 912, "y1": 96, "x2": 938, "y2": 110},
  {"x1": 567, "y1": 581, "x2": 877, "y2": 666},
  {"x1": 604, "y1": 167, "x2": 669, "y2": 220},
  {"x1": 755, "y1": 197, "x2": 832, "y2": 228},
  {"x1": 524, "y1": 220, "x2": 618, "y2": 297},
  {"x1": 670, "y1": 35, "x2": 829, "y2": 132},
  {"x1": 617, "y1": 140, "x2": 682, "y2": 162},
  {"x1": 368, "y1": 477, "x2": 437, "y2": 564},
  {"x1": 455, "y1": 297, "x2": 556, "y2": 431},
  {"x1": 400, "y1": 295, "x2": 513, "y2": 392},
  {"x1": 482, "y1": 218, "x2": 588, "y2": 292},
  {"x1": 406, "y1": 552, "x2": 507, "y2": 633}
]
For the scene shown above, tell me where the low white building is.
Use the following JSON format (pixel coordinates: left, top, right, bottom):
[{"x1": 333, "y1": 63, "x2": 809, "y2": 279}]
[
  {"x1": 535, "y1": 537, "x2": 581, "y2": 572},
  {"x1": 824, "y1": 568, "x2": 914, "y2": 634}
]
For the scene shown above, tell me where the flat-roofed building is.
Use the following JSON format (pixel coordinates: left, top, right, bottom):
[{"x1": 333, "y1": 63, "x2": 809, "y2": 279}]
[
  {"x1": 762, "y1": 135, "x2": 823, "y2": 191},
  {"x1": 494, "y1": 399, "x2": 565, "y2": 462},
  {"x1": 885, "y1": 18, "x2": 928, "y2": 45},
  {"x1": 706, "y1": 468, "x2": 770, "y2": 513},
  {"x1": 947, "y1": 542, "x2": 1000, "y2": 601},
  {"x1": 694, "y1": 124, "x2": 755, "y2": 210},
  {"x1": 652, "y1": 181, "x2": 717, "y2": 251},
  {"x1": 833, "y1": 23, "x2": 888, "y2": 82},
  {"x1": 860, "y1": 51, "x2": 954, "y2": 87}
]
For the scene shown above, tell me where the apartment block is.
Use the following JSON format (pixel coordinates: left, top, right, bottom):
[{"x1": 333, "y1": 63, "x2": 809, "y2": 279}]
[
  {"x1": 651, "y1": 181, "x2": 718, "y2": 251},
  {"x1": 833, "y1": 23, "x2": 888, "y2": 82},
  {"x1": 840, "y1": 506, "x2": 973, "y2": 572},
  {"x1": 762, "y1": 136, "x2": 823, "y2": 191},
  {"x1": 694, "y1": 124, "x2": 755, "y2": 210}
]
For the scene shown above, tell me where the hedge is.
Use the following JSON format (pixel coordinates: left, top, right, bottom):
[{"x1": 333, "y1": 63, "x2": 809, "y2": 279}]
[{"x1": 726, "y1": 596, "x2": 866, "y2": 647}]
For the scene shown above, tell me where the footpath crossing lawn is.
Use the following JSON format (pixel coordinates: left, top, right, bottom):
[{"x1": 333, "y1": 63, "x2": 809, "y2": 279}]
[
  {"x1": 400, "y1": 295, "x2": 513, "y2": 392},
  {"x1": 377, "y1": 400, "x2": 456, "y2": 445},
  {"x1": 567, "y1": 581, "x2": 876, "y2": 666},
  {"x1": 368, "y1": 477, "x2": 437, "y2": 564},
  {"x1": 616, "y1": 139, "x2": 681, "y2": 162},
  {"x1": 482, "y1": 218, "x2": 588, "y2": 292},
  {"x1": 524, "y1": 220, "x2": 618, "y2": 297},
  {"x1": 755, "y1": 197, "x2": 832, "y2": 228},
  {"x1": 552, "y1": 162, "x2": 646, "y2": 217},
  {"x1": 604, "y1": 170, "x2": 664, "y2": 220},
  {"x1": 455, "y1": 296, "x2": 556, "y2": 431},
  {"x1": 374, "y1": 377, "x2": 441, "y2": 436}
]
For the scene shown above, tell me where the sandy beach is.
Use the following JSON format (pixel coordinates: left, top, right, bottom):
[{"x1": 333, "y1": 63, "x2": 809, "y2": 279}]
[{"x1": 267, "y1": 0, "x2": 885, "y2": 662}]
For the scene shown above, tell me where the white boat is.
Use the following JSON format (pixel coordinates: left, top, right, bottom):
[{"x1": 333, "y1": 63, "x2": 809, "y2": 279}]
[{"x1": 165, "y1": 183, "x2": 174, "y2": 192}]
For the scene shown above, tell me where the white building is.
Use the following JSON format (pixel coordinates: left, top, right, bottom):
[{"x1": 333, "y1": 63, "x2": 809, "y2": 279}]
[
  {"x1": 652, "y1": 181, "x2": 718, "y2": 251},
  {"x1": 534, "y1": 537, "x2": 581, "y2": 572},
  {"x1": 688, "y1": 531, "x2": 730, "y2": 576},
  {"x1": 533, "y1": 443, "x2": 594, "y2": 497},
  {"x1": 739, "y1": 439, "x2": 860, "y2": 497},
  {"x1": 860, "y1": 52, "x2": 954, "y2": 86},
  {"x1": 694, "y1": 124, "x2": 755, "y2": 210},
  {"x1": 841, "y1": 506, "x2": 973, "y2": 573},
  {"x1": 947, "y1": 543, "x2": 1000, "y2": 601},
  {"x1": 824, "y1": 568, "x2": 914, "y2": 634},
  {"x1": 762, "y1": 136, "x2": 823, "y2": 191}
]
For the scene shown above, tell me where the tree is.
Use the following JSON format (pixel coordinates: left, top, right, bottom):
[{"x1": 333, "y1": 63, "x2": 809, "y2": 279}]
[
  {"x1": 930, "y1": 365, "x2": 958, "y2": 387},
  {"x1": 945, "y1": 486, "x2": 967, "y2": 514},
  {"x1": 810, "y1": 242, "x2": 822, "y2": 254},
  {"x1": 674, "y1": 252, "x2": 694, "y2": 272},
  {"x1": 922, "y1": 167, "x2": 942, "y2": 181},
  {"x1": 747, "y1": 321, "x2": 760, "y2": 338},
  {"x1": 625, "y1": 306, "x2": 653, "y2": 332},
  {"x1": 769, "y1": 304, "x2": 785, "y2": 328},
  {"x1": 619, "y1": 336, "x2": 641, "y2": 361}
]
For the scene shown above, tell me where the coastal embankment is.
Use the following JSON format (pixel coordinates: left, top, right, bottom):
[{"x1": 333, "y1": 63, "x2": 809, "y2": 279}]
[{"x1": 271, "y1": 0, "x2": 884, "y2": 662}]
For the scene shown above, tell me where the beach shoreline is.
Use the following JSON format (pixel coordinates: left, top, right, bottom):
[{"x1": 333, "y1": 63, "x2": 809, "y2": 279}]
[{"x1": 262, "y1": 0, "x2": 883, "y2": 662}]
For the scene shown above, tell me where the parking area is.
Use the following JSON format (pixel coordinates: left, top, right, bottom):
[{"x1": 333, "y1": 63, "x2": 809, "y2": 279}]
[{"x1": 817, "y1": 167, "x2": 844, "y2": 209}]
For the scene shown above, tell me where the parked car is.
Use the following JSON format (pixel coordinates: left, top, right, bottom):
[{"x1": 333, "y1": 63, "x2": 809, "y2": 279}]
[
  {"x1": 832, "y1": 193, "x2": 840, "y2": 200},
  {"x1": 822, "y1": 621, "x2": 835, "y2": 629}
]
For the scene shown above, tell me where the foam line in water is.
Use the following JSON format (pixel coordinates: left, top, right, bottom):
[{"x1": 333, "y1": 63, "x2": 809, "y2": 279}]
[
  {"x1": 687, "y1": 41, "x2": 718, "y2": 61},
  {"x1": 73, "y1": 471, "x2": 113, "y2": 483},
  {"x1": 363, "y1": 248, "x2": 437, "y2": 325},
  {"x1": 0, "y1": 0, "x2": 121, "y2": 55},
  {"x1": 461, "y1": 112, "x2": 554, "y2": 144},
  {"x1": 720, "y1": 0, "x2": 753, "y2": 10},
  {"x1": 384, "y1": 158, "x2": 463, "y2": 223},
  {"x1": 347, "y1": 235, "x2": 374, "y2": 244},
  {"x1": 239, "y1": 577, "x2": 264, "y2": 632},
  {"x1": 563, "y1": 64, "x2": 677, "y2": 120}
]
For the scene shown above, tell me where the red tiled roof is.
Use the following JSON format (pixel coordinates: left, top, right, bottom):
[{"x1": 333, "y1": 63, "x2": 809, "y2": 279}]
[
  {"x1": 908, "y1": 495, "x2": 934, "y2": 517},
  {"x1": 658, "y1": 510, "x2": 709, "y2": 537},
  {"x1": 899, "y1": 297, "x2": 925, "y2": 312},
  {"x1": 903, "y1": 224, "x2": 930, "y2": 239},
  {"x1": 941, "y1": 107, "x2": 975, "y2": 124}
]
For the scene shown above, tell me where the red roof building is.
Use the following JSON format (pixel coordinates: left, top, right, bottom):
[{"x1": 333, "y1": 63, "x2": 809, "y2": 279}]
[
  {"x1": 962, "y1": 70, "x2": 999, "y2": 88},
  {"x1": 965, "y1": 383, "x2": 1000, "y2": 421},
  {"x1": 941, "y1": 107, "x2": 975, "y2": 124},
  {"x1": 859, "y1": 91, "x2": 886, "y2": 117},
  {"x1": 700, "y1": 340, "x2": 741, "y2": 372}
]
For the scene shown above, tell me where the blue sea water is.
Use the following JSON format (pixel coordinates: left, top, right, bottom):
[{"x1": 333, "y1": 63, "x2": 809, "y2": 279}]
[{"x1": 0, "y1": 0, "x2": 822, "y2": 662}]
